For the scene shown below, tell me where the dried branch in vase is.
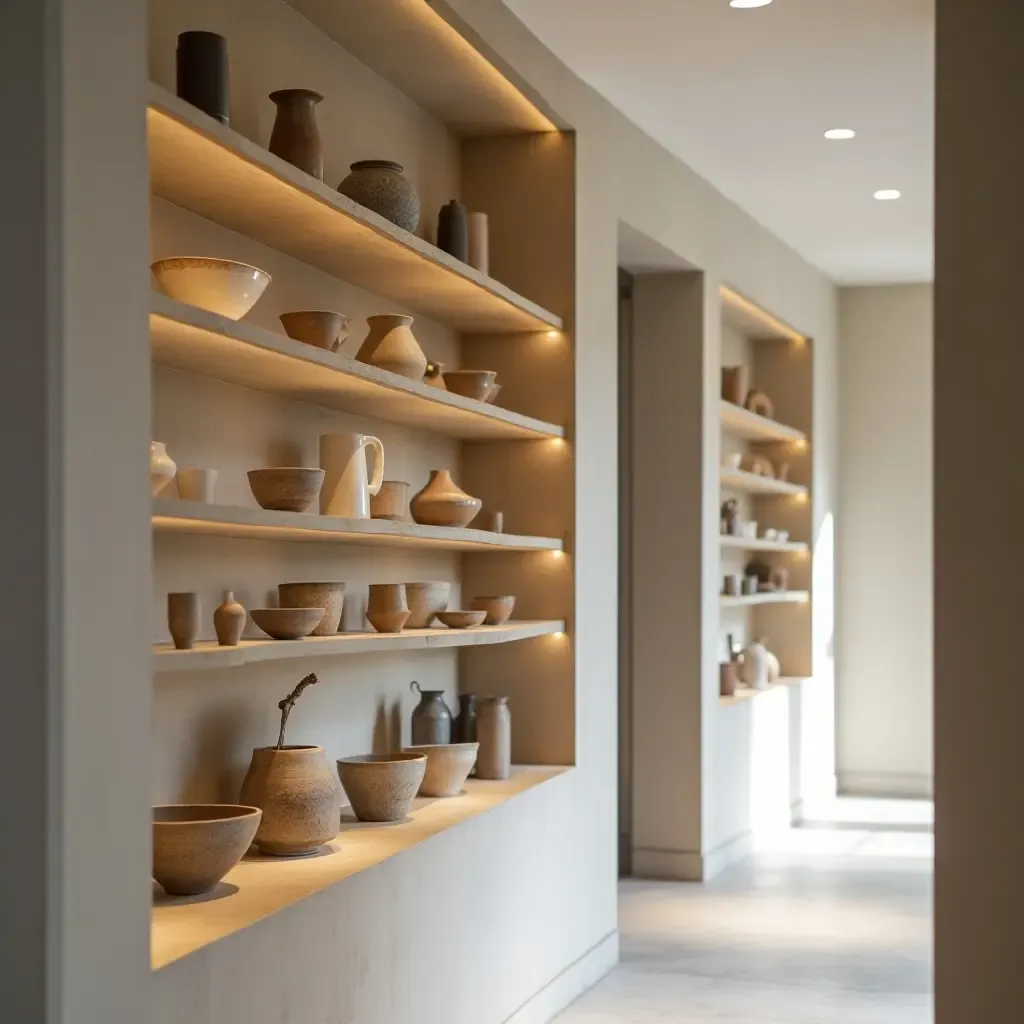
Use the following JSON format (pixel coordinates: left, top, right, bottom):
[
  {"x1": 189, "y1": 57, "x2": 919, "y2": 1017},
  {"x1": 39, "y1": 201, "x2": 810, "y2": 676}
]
[{"x1": 276, "y1": 672, "x2": 319, "y2": 749}]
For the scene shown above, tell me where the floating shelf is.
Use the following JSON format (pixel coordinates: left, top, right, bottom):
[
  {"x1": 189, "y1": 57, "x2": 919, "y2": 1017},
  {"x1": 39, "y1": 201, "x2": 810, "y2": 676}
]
[
  {"x1": 720, "y1": 591, "x2": 810, "y2": 608},
  {"x1": 719, "y1": 401, "x2": 807, "y2": 443},
  {"x1": 152, "y1": 499, "x2": 564, "y2": 553},
  {"x1": 720, "y1": 467, "x2": 808, "y2": 497},
  {"x1": 719, "y1": 535, "x2": 808, "y2": 555},
  {"x1": 720, "y1": 285, "x2": 807, "y2": 345},
  {"x1": 154, "y1": 620, "x2": 565, "y2": 672},
  {"x1": 152, "y1": 765, "x2": 571, "y2": 970},
  {"x1": 719, "y1": 676, "x2": 807, "y2": 707},
  {"x1": 147, "y1": 85, "x2": 562, "y2": 334},
  {"x1": 150, "y1": 295, "x2": 564, "y2": 442}
]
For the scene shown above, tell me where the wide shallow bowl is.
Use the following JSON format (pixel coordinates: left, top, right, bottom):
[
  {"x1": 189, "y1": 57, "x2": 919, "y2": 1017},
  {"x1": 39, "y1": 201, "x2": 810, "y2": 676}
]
[
  {"x1": 337, "y1": 753, "x2": 427, "y2": 822},
  {"x1": 436, "y1": 610, "x2": 487, "y2": 629},
  {"x1": 250, "y1": 607, "x2": 325, "y2": 640},
  {"x1": 442, "y1": 370, "x2": 497, "y2": 403},
  {"x1": 247, "y1": 468, "x2": 324, "y2": 512},
  {"x1": 152, "y1": 804, "x2": 261, "y2": 896},
  {"x1": 279, "y1": 310, "x2": 349, "y2": 352},
  {"x1": 152, "y1": 258, "x2": 271, "y2": 320},
  {"x1": 404, "y1": 743, "x2": 479, "y2": 798},
  {"x1": 278, "y1": 582, "x2": 345, "y2": 636},
  {"x1": 404, "y1": 581, "x2": 451, "y2": 629},
  {"x1": 471, "y1": 595, "x2": 516, "y2": 626}
]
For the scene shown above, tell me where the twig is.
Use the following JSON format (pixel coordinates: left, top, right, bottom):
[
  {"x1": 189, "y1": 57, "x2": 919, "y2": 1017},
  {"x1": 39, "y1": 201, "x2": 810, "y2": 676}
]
[{"x1": 276, "y1": 672, "x2": 318, "y2": 749}]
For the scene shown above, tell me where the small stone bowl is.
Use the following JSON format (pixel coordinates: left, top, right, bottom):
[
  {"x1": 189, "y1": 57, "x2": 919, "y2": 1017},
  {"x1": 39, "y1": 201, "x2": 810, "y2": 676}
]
[
  {"x1": 152, "y1": 804, "x2": 262, "y2": 896},
  {"x1": 442, "y1": 370, "x2": 497, "y2": 403},
  {"x1": 337, "y1": 752, "x2": 427, "y2": 822},
  {"x1": 247, "y1": 468, "x2": 325, "y2": 513},
  {"x1": 436, "y1": 610, "x2": 487, "y2": 629},
  {"x1": 250, "y1": 607, "x2": 325, "y2": 640},
  {"x1": 279, "y1": 310, "x2": 349, "y2": 352},
  {"x1": 471, "y1": 595, "x2": 515, "y2": 626},
  {"x1": 405, "y1": 743, "x2": 479, "y2": 798}
]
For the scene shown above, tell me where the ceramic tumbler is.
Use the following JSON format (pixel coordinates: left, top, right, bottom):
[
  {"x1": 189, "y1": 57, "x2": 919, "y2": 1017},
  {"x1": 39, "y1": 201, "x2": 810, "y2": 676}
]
[
  {"x1": 167, "y1": 592, "x2": 200, "y2": 650},
  {"x1": 176, "y1": 31, "x2": 229, "y2": 125},
  {"x1": 477, "y1": 697, "x2": 511, "y2": 780},
  {"x1": 176, "y1": 468, "x2": 218, "y2": 503}
]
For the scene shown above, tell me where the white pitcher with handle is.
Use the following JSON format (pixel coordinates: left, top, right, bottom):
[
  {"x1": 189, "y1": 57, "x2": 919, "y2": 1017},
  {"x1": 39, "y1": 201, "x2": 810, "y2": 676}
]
[{"x1": 319, "y1": 432, "x2": 384, "y2": 518}]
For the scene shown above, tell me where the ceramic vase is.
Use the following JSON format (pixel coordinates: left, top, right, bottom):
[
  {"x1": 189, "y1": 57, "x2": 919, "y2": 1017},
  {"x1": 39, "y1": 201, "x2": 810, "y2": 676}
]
[
  {"x1": 370, "y1": 480, "x2": 410, "y2": 521},
  {"x1": 468, "y1": 212, "x2": 489, "y2": 275},
  {"x1": 477, "y1": 696, "x2": 511, "y2": 780},
  {"x1": 410, "y1": 681, "x2": 452, "y2": 745},
  {"x1": 176, "y1": 31, "x2": 229, "y2": 125},
  {"x1": 278, "y1": 582, "x2": 345, "y2": 636},
  {"x1": 319, "y1": 432, "x2": 384, "y2": 518},
  {"x1": 366, "y1": 583, "x2": 410, "y2": 633},
  {"x1": 355, "y1": 314, "x2": 427, "y2": 380},
  {"x1": 151, "y1": 441, "x2": 176, "y2": 496},
  {"x1": 213, "y1": 591, "x2": 246, "y2": 646},
  {"x1": 167, "y1": 592, "x2": 200, "y2": 650},
  {"x1": 410, "y1": 469, "x2": 482, "y2": 528},
  {"x1": 240, "y1": 745, "x2": 342, "y2": 856},
  {"x1": 338, "y1": 160, "x2": 420, "y2": 233},
  {"x1": 741, "y1": 640, "x2": 769, "y2": 690},
  {"x1": 742, "y1": 575, "x2": 759, "y2": 596},
  {"x1": 437, "y1": 199, "x2": 468, "y2": 262},
  {"x1": 268, "y1": 89, "x2": 324, "y2": 180},
  {"x1": 453, "y1": 694, "x2": 478, "y2": 744},
  {"x1": 719, "y1": 662, "x2": 738, "y2": 697}
]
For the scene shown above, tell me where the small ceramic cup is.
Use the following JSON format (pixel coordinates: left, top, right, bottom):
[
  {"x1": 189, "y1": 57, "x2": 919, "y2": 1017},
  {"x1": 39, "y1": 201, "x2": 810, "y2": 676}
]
[
  {"x1": 722, "y1": 574, "x2": 742, "y2": 596},
  {"x1": 370, "y1": 480, "x2": 411, "y2": 521},
  {"x1": 176, "y1": 468, "x2": 218, "y2": 503},
  {"x1": 719, "y1": 662, "x2": 738, "y2": 697},
  {"x1": 475, "y1": 510, "x2": 504, "y2": 533},
  {"x1": 742, "y1": 575, "x2": 759, "y2": 596},
  {"x1": 741, "y1": 521, "x2": 758, "y2": 539}
]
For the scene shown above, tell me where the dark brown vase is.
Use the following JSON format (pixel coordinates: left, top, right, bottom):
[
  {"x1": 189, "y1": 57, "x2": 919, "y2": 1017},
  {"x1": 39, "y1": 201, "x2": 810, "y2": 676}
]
[{"x1": 268, "y1": 89, "x2": 324, "y2": 181}]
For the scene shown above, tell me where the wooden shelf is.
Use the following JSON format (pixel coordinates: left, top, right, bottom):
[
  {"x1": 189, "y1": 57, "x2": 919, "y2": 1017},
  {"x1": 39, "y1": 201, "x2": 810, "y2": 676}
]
[
  {"x1": 154, "y1": 620, "x2": 565, "y2": 672},
  {"x1": 720, "y1": 591, "x2": 810, "y2": 608},
  {"x1": 719, "y1": 401, "x2": 807, "y2": 443},
  {"x1": 152, "y1": 765, "x2": 571, "y2": 970},
  {"x1": 150, "y1": 295, "x2": 564, "y2": 442},
  {"x1": 719, "y1": 676, "x2": 807, "y2": 707},
  {"x1": 719, "y1": 535, "x2": 808, "y2": 555},
  {"x1": 148, "y1": 85, "x2": 562, "y2": 334},
  {"x1": 152, "y1": 499, "x2": 564, "y2": 553},
  {"x1": 720, "y1": 467, "x2": 808, "y2": 497},
  {"x1": 719, "y1": 285, "x2": 807, "y2": 345}
]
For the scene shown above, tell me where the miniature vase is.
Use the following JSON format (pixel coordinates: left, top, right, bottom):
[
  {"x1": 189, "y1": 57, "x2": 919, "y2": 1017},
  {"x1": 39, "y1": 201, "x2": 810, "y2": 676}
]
[
  {"x1": 410, "y1": 681, "x2": 452, "y2": 745},
  {"x1": 213, "y1": 591, "x2": 246, "y2": 646},
  {"x1": 741, "y1": 640, "x2": 769, "y2": 690},
  {"x1": 151, "y1": 441, "x2": 176, "y2": 496},
  {"x1": 355, "y1": 314, "x2": 428, "y2": 380},
  {"x1": 477, "y1": 697, "x2": 511, "y2": 780},
  {"x1": 176, "y1": 31, "x2": 229, "y2": 125},
  {"x1": 268, "y1": 89, "x2": 324, "y2": 180},
  {"x1": 437, "y1": 199, "x2": 469, "y2": 262},
  {"x1": 409, "y1": 469, "x2": 482, "y2": 528}
]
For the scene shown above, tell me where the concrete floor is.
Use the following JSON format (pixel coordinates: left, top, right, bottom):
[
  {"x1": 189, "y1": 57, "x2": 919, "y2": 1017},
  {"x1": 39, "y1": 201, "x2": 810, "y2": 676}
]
[{"x1": 558, "y1": 803, "x2": 933, "y2": 1023}]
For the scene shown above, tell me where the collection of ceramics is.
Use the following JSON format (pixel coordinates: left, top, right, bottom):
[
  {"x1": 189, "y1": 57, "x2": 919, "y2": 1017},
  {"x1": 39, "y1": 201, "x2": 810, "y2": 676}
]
[
  {"x1": 721, "y1": 365, "x2": 777, "y2": 420},
  {"x1": 721, "y1": 564, "x2": 790, "y2": 597},
  {"x1": 721, "y1": 450, "x2": 791, "y2": 483},
  {"x1": 151, "y1": 434, "x2": 504, "y2": 533},
  {"x1": 174, "y1": 30, "x2": 490, "y2": 272},
  {"x1": 165, "y1": 585, "x2": 516, "y2": 647},
  {"x1": 152, "y1": 673, "x2": 512, "y2": 896},
  {"x1": 720, "y1": 499, "x2": 791, "y2": 545},
  {"x1": 719, "y1": 634, "x2": 781, "y2": 696}
]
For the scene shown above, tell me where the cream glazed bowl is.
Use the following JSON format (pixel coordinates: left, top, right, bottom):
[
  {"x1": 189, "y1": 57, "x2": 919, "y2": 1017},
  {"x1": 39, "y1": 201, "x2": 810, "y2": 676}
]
[{"x1": 152, "y1": 257, "x2": 271, "y2": 320}]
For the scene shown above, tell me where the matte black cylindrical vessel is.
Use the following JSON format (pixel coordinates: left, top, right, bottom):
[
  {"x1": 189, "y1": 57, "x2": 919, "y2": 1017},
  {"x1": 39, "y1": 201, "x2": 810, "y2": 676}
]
[
  {"x1": 176, "y1": 31, "x2": 229, "y2": 125},
  {"x1": 436, "y1": 199, "x2": 469, "y2": 262},
  {"x1": 453, "y1": 694, "x2": 478, "y2": 744}
]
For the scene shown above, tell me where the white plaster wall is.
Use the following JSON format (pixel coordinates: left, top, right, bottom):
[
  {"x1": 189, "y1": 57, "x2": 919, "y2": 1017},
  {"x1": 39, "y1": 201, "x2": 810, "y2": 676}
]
[{"x1": 838, "y1": 284, "x2": 933, "y2": 797}]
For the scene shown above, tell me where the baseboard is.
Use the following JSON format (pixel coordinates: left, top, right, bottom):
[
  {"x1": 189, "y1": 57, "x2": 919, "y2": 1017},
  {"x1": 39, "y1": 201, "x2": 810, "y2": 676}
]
[
  {"x1": 503, "y1": 930, "x2": 619, "y2": 1024},
  {"x1": 632, "y1": 830, "x2": 754, "y2": 882},
  {"x1": 838, "y1": 771, "x2": 934, "y2": 799}
]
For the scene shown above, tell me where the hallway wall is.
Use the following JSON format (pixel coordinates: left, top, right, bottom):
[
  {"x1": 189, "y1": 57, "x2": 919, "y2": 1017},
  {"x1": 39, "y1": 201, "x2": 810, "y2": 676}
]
[{"x1": 838, "y1": 284, "x2": 933, "y2": 797}]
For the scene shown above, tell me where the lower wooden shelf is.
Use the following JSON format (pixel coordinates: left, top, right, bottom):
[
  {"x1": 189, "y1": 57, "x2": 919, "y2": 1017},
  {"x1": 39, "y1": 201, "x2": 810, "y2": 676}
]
[
  {"x1": 151, "y1": 765, "x2": 572, "y2": 970},
  {"x1": 720, "y1": 591, "x2": 810, "y2": 608},
  {"x1": 719, "y1": 676, "x2": 807, "y2": 707},
  {"x1": 154, "y1": 620, "x2": 565, "y2": 672}
]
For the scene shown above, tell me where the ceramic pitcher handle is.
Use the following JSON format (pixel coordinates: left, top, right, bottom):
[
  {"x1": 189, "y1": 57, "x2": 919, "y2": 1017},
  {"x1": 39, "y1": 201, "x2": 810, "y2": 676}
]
[
  {"x1": 410, "y1": 680, "x2": 422, "y2": 697},
  {"x1": 363, "y1": 435, "x2": 384, "y2": 496}
]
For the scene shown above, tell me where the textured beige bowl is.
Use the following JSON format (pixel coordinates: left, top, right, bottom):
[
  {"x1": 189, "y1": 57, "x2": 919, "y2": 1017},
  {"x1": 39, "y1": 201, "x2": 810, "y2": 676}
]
[
  {"x1": 405, "y1": 743, "x2": 479, "y2": 797},
  {"x1": 442, "y1": 370, "x2": 497, "y2": 402},
  {"x1": 436, "y1": 610, "x2": 487, "y2": 629},
  {"x1": 152, "y1": 258, "x2": 271, "y2": 320},
  {"x1": 471, "y1": 595, "x2": 516, "y2": 625},
  {"x1": 278, "y1": 582, "x2": 345, "y2": 636},
  {"x1": 404, "y1": 581, "x2": 451, "y2": 628},
  {"x1": 250, "y1": 607, "x2": 325, "y2": 640},
  {"x1": 279, "y1": 310, "x2": 349, "y2": 352},
  {"x1": 337, "y1": 753, "x2": 427, "y2": 822},
  {"x1": 152, "y1": 804, "x2": 261, "y2": 896},
  {"x1": 247, "y1": 468, "x2": 324, "y2": 512}
]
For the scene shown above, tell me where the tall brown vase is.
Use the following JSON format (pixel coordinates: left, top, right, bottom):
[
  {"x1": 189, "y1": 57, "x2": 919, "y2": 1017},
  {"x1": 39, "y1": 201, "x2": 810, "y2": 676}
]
[{"x1": 268, "y1": 89, "x2": 324, "y2": 181}]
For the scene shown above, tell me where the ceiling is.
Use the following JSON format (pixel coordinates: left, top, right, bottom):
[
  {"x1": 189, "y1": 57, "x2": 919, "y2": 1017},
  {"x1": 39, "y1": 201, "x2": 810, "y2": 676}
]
[{"x1": 503, "y1": 0, "x2": 934, "y2": 284}]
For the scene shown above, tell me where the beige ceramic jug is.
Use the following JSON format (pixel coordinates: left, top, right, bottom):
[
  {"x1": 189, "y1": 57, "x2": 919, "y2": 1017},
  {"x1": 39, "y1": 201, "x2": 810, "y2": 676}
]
[{"x1": 319, "y1": 432, "x2": 384, "y2": 518}]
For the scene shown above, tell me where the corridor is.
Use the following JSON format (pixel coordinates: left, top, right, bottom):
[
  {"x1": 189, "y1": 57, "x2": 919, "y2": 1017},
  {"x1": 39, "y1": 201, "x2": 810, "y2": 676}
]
[{"x1": 558, "y1": 801, "x2": 933, "y2": 1023}]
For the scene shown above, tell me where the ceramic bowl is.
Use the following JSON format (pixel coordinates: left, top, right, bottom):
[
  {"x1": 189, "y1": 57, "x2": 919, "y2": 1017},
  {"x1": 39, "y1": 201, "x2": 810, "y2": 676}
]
[
  {"x1": 250, "y1": 607, "x2": 325, "y2": 640},
  {"x1": 436, "y1": 610, "x2": 487, "y2": 629},
  {"x1": 151, "y1": 258, "x2": 271, "y2": 320},
  {"x1": 247, "y1": 468, "x2": 325, "y2": 512},
  {"x1": 470, "y1": 595, "x2": 515, "y2": 626},
  {"x1": 404, "y1": 581, "x2": 451, "y2": 629},
  {"x1": 337, "y1": 753, "x2": 427, "y2": 822},
  {"x1": 152, "y1": 804, "x2": 262, "y2": 896},
  {"x1": 483, "y1": 382, "x2": 502, "y2": 405},
  {"x1": 404, "y1": 743, "x2": 479, "y2": 798},
  {"x1": 442, "y1": 370, "x2": 497, "y2": 403},
  {"x1": 278, "y1": 582, "x2": 345, "y2": 636},
  {"x1": 279, "y1": 310, "x2": 349, "y2": 352}
]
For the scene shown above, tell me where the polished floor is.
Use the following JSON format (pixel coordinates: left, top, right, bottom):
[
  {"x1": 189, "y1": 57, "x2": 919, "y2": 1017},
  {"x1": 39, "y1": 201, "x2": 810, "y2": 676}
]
[{"x1": 558, "y1": 801, "x2": 933, "y2": 1023}]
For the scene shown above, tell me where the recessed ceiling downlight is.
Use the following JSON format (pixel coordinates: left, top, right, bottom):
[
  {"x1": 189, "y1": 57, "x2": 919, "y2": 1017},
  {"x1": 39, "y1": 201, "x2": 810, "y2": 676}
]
[
  {"x1": 729, "y1": 0, "x2": 772, "y2": 7},
  {"x1": 824, "y1": 128, "x2": 856, "y2": 140},
  {"x1": 874, "y1": 189, "x2": 902, "y2": 201}
]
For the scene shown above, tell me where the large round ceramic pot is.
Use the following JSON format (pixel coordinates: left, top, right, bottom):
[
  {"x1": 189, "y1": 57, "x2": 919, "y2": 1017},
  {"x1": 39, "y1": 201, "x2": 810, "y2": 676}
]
[
  {"x1": 239, "y1": 745, "x2": 342, "y2": 856},
  {"x1": 337, "y1": 160, "x2": 420, "y2": 233}
]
